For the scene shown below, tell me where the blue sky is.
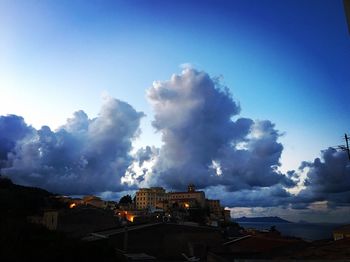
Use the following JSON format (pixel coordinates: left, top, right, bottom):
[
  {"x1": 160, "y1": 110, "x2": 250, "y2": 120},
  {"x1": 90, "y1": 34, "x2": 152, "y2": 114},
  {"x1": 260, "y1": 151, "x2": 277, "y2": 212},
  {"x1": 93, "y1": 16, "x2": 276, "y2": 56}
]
[{"x1": 1, "y1": 0, "x2": 350, "y2": 221}]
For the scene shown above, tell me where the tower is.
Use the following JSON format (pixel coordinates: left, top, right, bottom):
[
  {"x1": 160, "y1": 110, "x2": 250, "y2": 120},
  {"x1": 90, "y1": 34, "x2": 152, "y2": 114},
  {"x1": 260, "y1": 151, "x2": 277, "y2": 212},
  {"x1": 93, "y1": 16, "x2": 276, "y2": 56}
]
[{"x1": 188, "y1": 184, "x2": 196, "y2": 192}]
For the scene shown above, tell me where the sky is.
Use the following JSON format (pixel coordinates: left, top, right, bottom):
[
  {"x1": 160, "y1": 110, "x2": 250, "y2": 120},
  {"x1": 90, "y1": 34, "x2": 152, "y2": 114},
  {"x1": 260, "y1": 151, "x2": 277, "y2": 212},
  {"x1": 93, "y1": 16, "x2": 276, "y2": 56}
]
[{"x1": 1, "y1": 0, "x2": 350, "y2": 223}]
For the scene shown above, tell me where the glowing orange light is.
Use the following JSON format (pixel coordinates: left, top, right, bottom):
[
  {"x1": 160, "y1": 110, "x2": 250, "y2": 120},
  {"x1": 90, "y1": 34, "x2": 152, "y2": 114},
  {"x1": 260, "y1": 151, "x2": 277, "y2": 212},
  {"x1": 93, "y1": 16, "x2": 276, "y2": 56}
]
[
  {"x1": 128, "y1": 215, "x2": 134, "y2": 222},
  {"x1": 184, "y1": 203, "x2": 190, "y2": 208},
  {"x1": 69, "y1": 203, "x2": 76, "y2": 209}
]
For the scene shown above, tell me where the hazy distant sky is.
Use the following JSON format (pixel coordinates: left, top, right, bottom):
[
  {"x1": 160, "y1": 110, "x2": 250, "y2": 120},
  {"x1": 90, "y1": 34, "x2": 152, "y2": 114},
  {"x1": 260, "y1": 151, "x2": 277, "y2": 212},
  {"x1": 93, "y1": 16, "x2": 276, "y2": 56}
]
[{"x1": 1, "y1": 0, "x2": 350, "y2": 222}]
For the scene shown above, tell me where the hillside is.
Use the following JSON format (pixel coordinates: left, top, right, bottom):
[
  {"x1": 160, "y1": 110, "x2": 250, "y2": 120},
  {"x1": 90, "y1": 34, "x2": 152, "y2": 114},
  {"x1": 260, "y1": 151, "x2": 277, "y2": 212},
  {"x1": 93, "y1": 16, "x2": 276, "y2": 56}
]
[
  {"x1": 0, "y1": 176, "x2": 64, "y2": 217},
  {"x1": 0, "y1": 177, "x2": 118, "y2": 261}
]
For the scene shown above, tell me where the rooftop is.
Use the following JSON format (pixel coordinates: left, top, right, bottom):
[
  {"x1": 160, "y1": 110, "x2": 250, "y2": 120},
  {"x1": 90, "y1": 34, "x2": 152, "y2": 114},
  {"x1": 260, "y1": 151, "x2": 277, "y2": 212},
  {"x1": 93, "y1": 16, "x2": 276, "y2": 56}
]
[
  {"x1": 333, "y1": 225, "x2": 350, "y2": 234},
  {"x1": 169, "y1": 191, "x2": 204, "y2": 194}
]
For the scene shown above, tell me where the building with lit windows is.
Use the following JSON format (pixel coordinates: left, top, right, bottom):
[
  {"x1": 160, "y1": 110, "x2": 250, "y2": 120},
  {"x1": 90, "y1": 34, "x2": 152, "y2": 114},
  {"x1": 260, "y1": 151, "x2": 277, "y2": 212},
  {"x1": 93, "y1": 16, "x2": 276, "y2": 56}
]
[
  {"x1": 135, "y1": 184, "x2": 229, "y2": 216},
  {"x1": 135, "y1": 187, "x2": 169, "y2": 210},
  {"x1": 168, "y1": 184, "x2": 206, "y2": 208}
]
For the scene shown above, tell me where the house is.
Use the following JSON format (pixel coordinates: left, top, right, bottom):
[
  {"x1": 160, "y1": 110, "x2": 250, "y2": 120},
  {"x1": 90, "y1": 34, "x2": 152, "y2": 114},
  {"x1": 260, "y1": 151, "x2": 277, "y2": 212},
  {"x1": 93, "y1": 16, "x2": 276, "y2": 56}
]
[
  {"x1": 29, "y1": 206, "x2": 120, "y2": 237},
  {"x1": 83, "y1": 195, "x2": 107, "y2": 209},
  {"x1": 333, "y1": 225, "x2": 350, "y2": 240}
]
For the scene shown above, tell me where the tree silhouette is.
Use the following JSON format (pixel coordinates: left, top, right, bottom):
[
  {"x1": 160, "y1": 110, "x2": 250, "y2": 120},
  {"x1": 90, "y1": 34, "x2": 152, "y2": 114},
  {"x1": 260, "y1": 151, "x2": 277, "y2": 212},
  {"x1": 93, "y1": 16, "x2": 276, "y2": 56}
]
[{"x1": 119, "y1": 195, "x2": 132, "y2": 205}]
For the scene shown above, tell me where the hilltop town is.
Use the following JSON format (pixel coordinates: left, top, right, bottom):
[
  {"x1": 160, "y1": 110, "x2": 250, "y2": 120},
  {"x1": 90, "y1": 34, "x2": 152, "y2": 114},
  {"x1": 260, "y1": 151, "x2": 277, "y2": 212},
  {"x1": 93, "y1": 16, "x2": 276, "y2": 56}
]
[
  {"x1": 21, "y1": 183, "x2": 233, "y2": 242},
  {"x1": 47, "y1": 184, "x2": 232, "y2": 230},
  {"x1": 2, "y1": 176, "x2": 350, "y2": 261}
]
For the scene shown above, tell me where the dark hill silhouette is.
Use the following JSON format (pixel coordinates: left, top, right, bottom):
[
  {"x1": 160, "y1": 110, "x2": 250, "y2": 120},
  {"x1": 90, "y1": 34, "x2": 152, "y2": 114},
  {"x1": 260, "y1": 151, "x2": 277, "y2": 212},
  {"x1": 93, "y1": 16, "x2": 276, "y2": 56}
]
[
  {"x1": 0, "y1": 176, "x2": 64, "y2": 216},
  {"x1": 0, "y1": 176, "x2": 118, "y2": 261},
  {"x1": 234, "y1": 216, "x2": 292, "y2": 223}
]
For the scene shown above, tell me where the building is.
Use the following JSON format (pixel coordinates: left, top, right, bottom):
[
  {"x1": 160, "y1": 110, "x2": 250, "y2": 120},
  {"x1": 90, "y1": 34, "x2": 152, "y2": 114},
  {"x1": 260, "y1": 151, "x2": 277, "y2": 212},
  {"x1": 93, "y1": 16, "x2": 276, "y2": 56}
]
[
  {"x1": 209, "y1": 233, "x2": 305, "y2": 260},
  {"x1": 42, "y1": 210, "x2": 59, "y2": 230},
  {"x1": 29, "y1": 206, "x2": 120, "y2": 237},
  {"x1": 135, "y1": 187, "x2": 169, "y2": 210},
  {"x1": 115, "y1": 209, "x2": 146, "y2": 223},
  {"x1": 135, "y1": 184, "x2": 206, "y2": 210},
  {"x1": 206, "y1": 199, "x2": 222, "y2": 218},
  {"x1": 168, "y1": 184, "x2": 206, "y2": 208},
  {"x1": 223, "y1": 209, "x2": 231, "y2": 222},
  {"x1": 106, "y1": 223, "x2": 223, "y2": 261},
  {"x1": 333, "y1": 225, "x2": 350, "y2": 240},
  {"x1": 106, "y1": 200, "x2": 118, "y2": 210},
  {"x1": 83, "y1": 195, "x2": 107, "y2": 209}
]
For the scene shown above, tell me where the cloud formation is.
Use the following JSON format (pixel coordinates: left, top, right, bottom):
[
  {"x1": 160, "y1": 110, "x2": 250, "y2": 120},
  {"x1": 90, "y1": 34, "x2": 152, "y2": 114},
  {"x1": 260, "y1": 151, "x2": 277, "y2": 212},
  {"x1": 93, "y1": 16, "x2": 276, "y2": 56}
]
[
  {"x1": 1, "y1": 68, "x2": 348, "y2": 219},
  {"x1": 205, "y1": 147, "x2": 350, "y2": 210},
  {"x1": 204, "y1": 184, "x2": 293, "y2": 208},
  {"x1": 293, "y1": 148, "x2": 350, "y2": 208},
  {"x1": 126, "y1": 69, "x2": 296, "y2": 196},
  {"x1": 0, "y1": 97, "x2": 144, "y2": 195},
  {"x1": 0, "y1": 115, "x2": 34, "y2": 168}
]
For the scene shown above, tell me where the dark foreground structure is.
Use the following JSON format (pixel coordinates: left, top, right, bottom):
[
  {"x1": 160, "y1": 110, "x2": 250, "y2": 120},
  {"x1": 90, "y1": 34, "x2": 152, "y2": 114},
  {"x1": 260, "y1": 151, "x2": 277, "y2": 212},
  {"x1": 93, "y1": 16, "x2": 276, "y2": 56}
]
[
  {"x1": 108, "y1": 223, "x2": 223, "y2": 261},
  {"x1": 2, "y1": 177, "x2": 350, "y2": 261},
  {"x1": 86, "y1": 222, "x2": 350, "y2": 261}
]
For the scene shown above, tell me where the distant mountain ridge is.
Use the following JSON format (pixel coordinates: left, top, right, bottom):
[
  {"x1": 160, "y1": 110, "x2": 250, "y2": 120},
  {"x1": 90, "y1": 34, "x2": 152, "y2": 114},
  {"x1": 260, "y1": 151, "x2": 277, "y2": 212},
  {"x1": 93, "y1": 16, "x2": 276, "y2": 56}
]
[
  {"x1": 234, "y1": 216, "x2": 292, "y2": 223},
  {"x1": 298, "y1": 220, "x2": 310, "y2": 224}
]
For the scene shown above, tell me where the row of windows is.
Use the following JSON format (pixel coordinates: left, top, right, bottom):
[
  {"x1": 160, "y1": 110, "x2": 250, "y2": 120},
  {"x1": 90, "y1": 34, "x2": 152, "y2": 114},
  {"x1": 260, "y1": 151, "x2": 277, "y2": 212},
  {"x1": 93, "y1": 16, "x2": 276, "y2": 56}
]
[
  {"x1": 137, "y1": 193, "x2": 203, "y2": 200},
  {"x1": 137, "y1": 191, "x2": 165, "y2": 196},
  {"x1": 170, "y1": 194, "x2": 199, "y2": 199},
  {"x1": 137, "y1": 197, "x2": 167, "y2": 201},
  {"x1": 136, "y1": 200, "x2": 166, "y2": 205}
]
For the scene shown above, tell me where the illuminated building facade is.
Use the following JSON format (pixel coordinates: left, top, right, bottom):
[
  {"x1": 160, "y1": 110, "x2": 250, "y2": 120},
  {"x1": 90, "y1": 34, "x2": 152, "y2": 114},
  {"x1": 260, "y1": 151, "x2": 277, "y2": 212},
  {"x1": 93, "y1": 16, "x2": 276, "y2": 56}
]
[
  {"x1": 168, "y1": 184, "x2": 206, "y2": 208},
  {"x1": 135, "y1": 187, "x2": 169, "y2": 210}
]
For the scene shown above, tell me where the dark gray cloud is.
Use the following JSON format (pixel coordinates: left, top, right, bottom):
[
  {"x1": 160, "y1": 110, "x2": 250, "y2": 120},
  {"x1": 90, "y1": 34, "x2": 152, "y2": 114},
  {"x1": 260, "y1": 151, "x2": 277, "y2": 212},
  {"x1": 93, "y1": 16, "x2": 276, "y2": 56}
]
[
  {"x1": 205, "y1": 184, "x2": 293, "y2": 208},
  {"x1": 217, "y1": 120, "x2": 295, "y2": 191},
  {"x1": 128, "y1": 68, "x2": 296, "y2": 194},
  {"x1": 123, "y1": 146, "x2": 159, "y2": 185},
  {"x1": 0, "y1": 97, "x2": 144, "y2": 195},
  {"x1": 0, "y1": 115, "x2": 34, "y2": 168},
  {"x1": 210, "y1": 143, "x2": 350, "y2": 210},
  {"x1": 134, "y1": 146, "x2": 159, "y2": 167},
  {"x1": 293, "y1": 148, "x2": 350, "y2": 207},
  {"x1": 2, "y1": 68, "x2": 347, "y2": 215}
]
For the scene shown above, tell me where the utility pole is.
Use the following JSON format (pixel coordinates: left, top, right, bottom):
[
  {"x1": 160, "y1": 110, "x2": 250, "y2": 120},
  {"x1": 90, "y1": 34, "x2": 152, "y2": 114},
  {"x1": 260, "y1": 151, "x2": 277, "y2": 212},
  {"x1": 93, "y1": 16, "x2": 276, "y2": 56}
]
[
  {"x1": 345, "y1": 134, "x2": 350, "y2": 160},
  {"x1": 339, "y1": 133, "x2": 350, "y2": 161},
  {"x1": 344, "y1": 0, "x2": 350, "y2": 34}
]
